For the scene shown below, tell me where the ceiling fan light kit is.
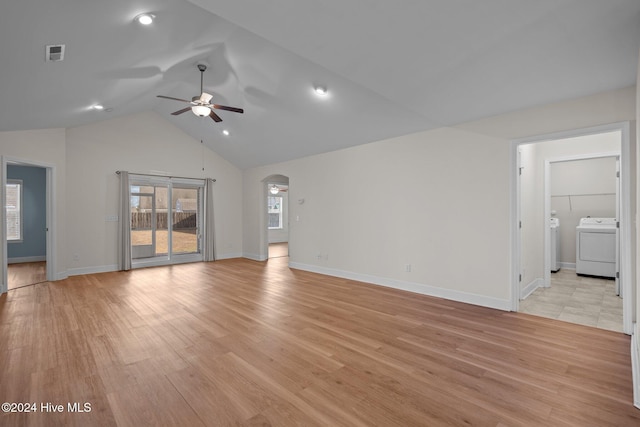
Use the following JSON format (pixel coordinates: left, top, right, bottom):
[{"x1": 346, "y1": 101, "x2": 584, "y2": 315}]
[
  {"x1": 191, "y1": 105, "x2": 211, "y2": 117},
  {"x1": 157, "y1": 64, "x2": 244, "y2": 125}
]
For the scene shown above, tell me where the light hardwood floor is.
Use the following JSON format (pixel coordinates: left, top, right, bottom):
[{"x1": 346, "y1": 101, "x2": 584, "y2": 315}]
[
  {"x1": 1, "y1": 258, "x2": 638, "y2": 426},
  {"x1": 268, "y1": 242, "x2": 288, "y2": 258},
  {"x1": 7, "y1": 261, "x2": 46, "y2": 290}
]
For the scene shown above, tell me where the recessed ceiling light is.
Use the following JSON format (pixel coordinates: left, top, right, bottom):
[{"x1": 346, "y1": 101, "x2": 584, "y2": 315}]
[
  {"x1": 314, "y1": 86, "x2": 328, "y2": 96},
  {"x1": 222, "y1": 129, "x2": 230, "y2": 136},
  {"x1": 134, "y1": 13, "x2": 155, "y2": 25},
  {"x1": 91, "y1": 104, "x2": 104, "y2": 110}
]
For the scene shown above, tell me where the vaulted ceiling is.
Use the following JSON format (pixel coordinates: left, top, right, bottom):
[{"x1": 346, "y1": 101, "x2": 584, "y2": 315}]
[{"x1": 1, "y1": 0, "x2": 638, "y2": 169}]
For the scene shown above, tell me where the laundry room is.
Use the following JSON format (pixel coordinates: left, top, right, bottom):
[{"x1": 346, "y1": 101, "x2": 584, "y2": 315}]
[
  {"x1": 549, "y1": 156, "x2": 617, "y2": 271},
  {"x1": 517, "y1": 128, "x2": 626, "y2": 332}
]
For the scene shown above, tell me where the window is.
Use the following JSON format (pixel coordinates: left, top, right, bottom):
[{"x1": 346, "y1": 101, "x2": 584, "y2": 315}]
[
  {"x1": 268, "y1": 196, "x2": 283, "y2": 229},
  {"x1": 6, "y1": 180, "x2": 22, "y2": 242}
]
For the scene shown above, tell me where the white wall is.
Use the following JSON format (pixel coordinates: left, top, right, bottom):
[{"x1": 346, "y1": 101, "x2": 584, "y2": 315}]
[
  {"x1": 64, "y1": 111, "x2": 243, "y2": 275},
  {"x1": 464, "y1": 90, "x2": 634, "y2": 305},
  {"x1": 634, "y1": 46, "x2": 640, "y2": 409},
  {"x1": 245, "y1": 127, "x2": 512, "y2": 308},
  {"x1": 243, "y1": 86, "x2": 636, "y2": 311},
  {"x1": 0, "y1": 128, "x2": 67, "y2": 280},
  {"x1": 457, "y1": 86, "x2": 636, "y2": 140}
]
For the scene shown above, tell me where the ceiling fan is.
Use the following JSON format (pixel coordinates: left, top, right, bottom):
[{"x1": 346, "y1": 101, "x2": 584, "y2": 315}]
[
  {"x1": 269, "y1": 184, "x2": 288, "y2": 194},
  {"x1": 157, "y1": 64, "x2": 244, "y2": 122}
]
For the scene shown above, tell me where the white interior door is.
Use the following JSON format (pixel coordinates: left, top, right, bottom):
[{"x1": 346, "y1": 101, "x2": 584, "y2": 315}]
[{"x1": 615, "y1": 157, "x2": 620, "y2": 296}]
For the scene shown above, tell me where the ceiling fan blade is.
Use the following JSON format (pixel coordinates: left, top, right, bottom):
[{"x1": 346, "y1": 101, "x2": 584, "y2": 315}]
[
  {"x1": 209, "y1": 110, "x2": 222, "y2": 122},
  {"x1": 171, "y1": 107, "x2": 192, "y2": 115},
  {"x1": 213, "y1": 104, "x2": 244, "y2": 114},
  {"x1": 157, "y1": 95, "x2": 193, "y2": 103},
  {"x1": 200, "y1": 92, "x2": 213, "y2": 103}
]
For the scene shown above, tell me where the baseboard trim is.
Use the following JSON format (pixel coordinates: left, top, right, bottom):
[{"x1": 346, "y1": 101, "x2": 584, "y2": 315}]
[
  {"x1": 63, "y1": 256, "x2": 246, "y2": 279},
  {"x1": 559, "y1": 262, "x2": 576, "y2": 270},
  {"x1": 243, "y1": 253, "x2": 267, "y2": 262},
  {"x1": 67, "y1": 264, "x2": 118, "y2": 277},
  {"x1": 521, "y1": 278, "x2": 544, "y2": 300},
  {"x1": 215, "y1": 252, "x2": 243, "y2": 260},
  {"x1": 8, "y1": 256, "x2": 46, "y2": 264},
  {"x1": 289, "y1": 262, "x2": 510, "y2": 311},
  {"x1": 633, "y1": 323, "x2": 640, "y2": 409}
]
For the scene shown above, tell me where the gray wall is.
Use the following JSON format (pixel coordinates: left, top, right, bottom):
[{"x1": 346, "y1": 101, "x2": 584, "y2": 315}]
[{"x1": 7, "y1": 165, "x2": 46, "y2": 261}]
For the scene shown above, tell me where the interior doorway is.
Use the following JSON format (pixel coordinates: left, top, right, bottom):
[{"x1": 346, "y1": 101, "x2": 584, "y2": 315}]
[
  {"x1": 262, "y1": 174, "x2": 289, "y2": 260},
  {"x1": 511, "y1": 123, "x2": 632, "y2": 334},
  {"x1": 6, "y1": 164, "x2": 47, "y2": 289},
  {"x1": 522, "y1": 154, "x2": 622, "y2": 332},
  {"x1": 1, "y1": 157, "x2": 55, "y2": 294}
]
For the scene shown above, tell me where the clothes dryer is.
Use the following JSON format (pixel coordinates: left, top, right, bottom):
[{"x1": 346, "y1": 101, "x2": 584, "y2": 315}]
[{"x1": 575, "y1": 218, "x2": 616, "y2": 278}]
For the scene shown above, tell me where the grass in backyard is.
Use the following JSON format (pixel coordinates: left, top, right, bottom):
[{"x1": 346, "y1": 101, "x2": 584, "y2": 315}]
[{"x1": 131, "y1": 229, "x2": 198, "y2": 254}]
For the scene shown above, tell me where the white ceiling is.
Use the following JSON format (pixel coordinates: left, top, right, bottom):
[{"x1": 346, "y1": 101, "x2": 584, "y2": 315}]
[{"x1": 1, "y1": 0, "x2": 638, "y2": 169}]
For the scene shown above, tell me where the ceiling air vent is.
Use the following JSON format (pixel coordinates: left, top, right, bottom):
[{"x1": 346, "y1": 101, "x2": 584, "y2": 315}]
[{"x1": 45, "y1": 44, "x2": 65, "y2": 62}]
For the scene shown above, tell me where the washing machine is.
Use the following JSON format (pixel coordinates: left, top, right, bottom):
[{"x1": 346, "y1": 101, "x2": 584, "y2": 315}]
[
  {"x1": 550, "y1": 218, "x2": 560, "y2": 272},
  {"x1": 575, "y1": 218, "x2": 616, "y2": 278}
]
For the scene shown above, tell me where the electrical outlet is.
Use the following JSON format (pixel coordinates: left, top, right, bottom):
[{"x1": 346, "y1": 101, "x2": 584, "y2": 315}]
[
  {"x1": 405, "y1": 264, "x2": 411, "y2": 272},
  {"x1": 73, "y1": 254, "x2": 80, "y2": 261}
]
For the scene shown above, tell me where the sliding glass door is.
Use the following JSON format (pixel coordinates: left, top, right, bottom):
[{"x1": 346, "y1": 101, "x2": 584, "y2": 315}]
[
  {"x1": 130, "y1": 187, "x2": 156, "y2": 258},
  {"x1": 129, "y1": 176, "x2": 203, "y2": 267},
  {"x1": 171, "y1": 186, "x2": 200, "y2": 255}
]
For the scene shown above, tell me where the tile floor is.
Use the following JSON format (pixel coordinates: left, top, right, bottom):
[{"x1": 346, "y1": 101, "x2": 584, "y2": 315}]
[{"x1": 519, "y1": 269, "x2": 623, "y2": 332}]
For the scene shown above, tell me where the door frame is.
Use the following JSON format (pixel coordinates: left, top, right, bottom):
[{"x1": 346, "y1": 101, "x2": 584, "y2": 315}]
[
  {"x1": 260, "y1": 174, "x2": 289, "y2": 261},
  {"x1": 129, "y1": 175, "x2": 205, "y2": 269},
  {"x1": 510, "y1": 121, "x2": 632, "y2": 335},
  {"x1": 1, "y1": 156, "x2": 56, "y2": 293}
]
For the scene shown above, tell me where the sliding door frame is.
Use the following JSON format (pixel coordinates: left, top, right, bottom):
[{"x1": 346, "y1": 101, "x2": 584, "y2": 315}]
[{"x1": 129, "y1": 174, "x2": 204, "y2": 269}]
